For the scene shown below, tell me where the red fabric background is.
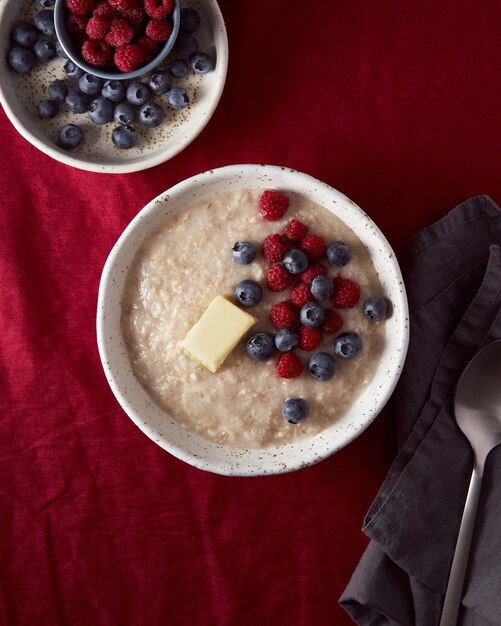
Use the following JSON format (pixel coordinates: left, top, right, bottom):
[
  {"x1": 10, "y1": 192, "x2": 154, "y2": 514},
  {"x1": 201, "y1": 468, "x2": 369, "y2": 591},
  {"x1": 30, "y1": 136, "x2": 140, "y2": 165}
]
[{"x1": 2, "y1": 1, "x2": 501, "y2": 624}]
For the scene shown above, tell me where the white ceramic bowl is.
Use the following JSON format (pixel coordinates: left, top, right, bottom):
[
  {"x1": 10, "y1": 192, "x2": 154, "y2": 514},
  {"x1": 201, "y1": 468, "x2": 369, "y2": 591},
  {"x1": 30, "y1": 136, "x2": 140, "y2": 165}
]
[
  {"x1": 0, "y1": 0, "x2": 228, "y2": 173},
  {"x1": 97, "y1": 165, "x2": 409, "y2": 476}
]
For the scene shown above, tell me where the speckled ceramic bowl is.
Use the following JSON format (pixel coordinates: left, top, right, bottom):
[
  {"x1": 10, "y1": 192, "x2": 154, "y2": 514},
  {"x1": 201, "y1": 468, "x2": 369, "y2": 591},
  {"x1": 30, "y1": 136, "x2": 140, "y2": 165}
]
[
  {"x1": 53, "y1": 0, "x2": 181, "y2": 81},
  {"x1": 0, "y1": 0, "x2": 228, "y2": 173},
  {"x1": 97, "y1": 165, "x2": 410, "y2": 476}
]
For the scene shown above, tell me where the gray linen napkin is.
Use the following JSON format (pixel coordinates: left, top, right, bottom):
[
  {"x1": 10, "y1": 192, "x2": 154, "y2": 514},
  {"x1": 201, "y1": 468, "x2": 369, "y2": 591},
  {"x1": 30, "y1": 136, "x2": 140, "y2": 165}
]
[{"x1": 340, "y1": 195, "x2": 501, "y2": 626}]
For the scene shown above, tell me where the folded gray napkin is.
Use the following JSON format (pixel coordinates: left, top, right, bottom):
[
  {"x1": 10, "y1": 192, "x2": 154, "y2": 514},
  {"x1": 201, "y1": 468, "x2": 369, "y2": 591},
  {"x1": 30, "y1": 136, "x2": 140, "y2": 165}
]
[{"x1": 340, "y1": 195, "x2": 501, "y2": 626}]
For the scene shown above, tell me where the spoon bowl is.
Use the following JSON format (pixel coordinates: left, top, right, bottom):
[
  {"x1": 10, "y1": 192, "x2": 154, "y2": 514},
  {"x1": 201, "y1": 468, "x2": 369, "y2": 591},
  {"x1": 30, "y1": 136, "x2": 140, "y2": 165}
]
[
  {"x1": 440, "y1": 339, "x2": 501, "y2": 626},
  {"x1": 455, "y1": 340, "x2": 501, "y2": 468}
]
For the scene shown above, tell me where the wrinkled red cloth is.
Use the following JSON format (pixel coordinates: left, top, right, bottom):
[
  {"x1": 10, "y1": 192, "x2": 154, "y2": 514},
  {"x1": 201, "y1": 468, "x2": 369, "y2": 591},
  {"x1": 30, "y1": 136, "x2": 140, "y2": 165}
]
[{"x1": 2, "y1": 1, "x2": 501, "y2": 624}]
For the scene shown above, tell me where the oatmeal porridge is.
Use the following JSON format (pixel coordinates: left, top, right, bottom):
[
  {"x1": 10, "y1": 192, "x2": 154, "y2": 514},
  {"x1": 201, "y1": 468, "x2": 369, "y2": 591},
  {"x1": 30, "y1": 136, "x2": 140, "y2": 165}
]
[{"x1": 121, "y1": 188, "x2": 387, "y2": 448}]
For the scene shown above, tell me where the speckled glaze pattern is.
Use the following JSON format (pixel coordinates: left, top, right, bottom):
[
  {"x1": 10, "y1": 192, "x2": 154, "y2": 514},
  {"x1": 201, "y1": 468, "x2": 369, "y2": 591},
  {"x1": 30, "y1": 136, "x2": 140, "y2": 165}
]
[
  {"x1": 0, "y1": 0, "x2": 228, "y2": 173},
  {"x1": 97, "y1": 165, "x2": 410, "y2": 476}
]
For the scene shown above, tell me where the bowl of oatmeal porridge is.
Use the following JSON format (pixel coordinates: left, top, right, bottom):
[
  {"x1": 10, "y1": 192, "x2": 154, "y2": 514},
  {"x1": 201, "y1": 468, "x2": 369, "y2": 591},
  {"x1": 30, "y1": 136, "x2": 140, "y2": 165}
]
[{"x1": 97, "y1": 164, "x2": 409, "y2": 475}]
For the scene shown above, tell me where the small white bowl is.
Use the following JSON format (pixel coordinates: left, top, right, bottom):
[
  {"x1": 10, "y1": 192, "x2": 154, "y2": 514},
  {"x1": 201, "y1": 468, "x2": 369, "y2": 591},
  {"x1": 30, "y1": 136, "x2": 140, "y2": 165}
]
[
  {"x1": 0, "y1": 0, "x2": 228, "y2": 173},
  {"x1": 97, "y1": 164, "x2": 409, "y2": 476}
]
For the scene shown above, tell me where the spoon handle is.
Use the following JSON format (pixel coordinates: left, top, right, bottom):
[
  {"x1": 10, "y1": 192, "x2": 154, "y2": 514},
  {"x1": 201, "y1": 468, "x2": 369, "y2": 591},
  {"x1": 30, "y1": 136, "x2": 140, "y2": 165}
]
[{"x1": 439, "y1": 465, "x2": 482, "y2": 626}]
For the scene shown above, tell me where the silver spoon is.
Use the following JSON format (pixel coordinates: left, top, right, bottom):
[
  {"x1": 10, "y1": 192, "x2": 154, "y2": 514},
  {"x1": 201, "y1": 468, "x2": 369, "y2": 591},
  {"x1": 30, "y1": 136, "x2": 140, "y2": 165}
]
[{"x1": 439, "y1": 339, "x2": 501, "y2": 626}]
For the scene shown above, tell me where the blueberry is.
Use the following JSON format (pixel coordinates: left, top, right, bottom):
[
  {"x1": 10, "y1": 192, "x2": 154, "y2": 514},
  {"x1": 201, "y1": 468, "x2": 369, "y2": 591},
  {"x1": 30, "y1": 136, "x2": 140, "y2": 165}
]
[
  {"x1": 169, "y1": 58, "x2": 189, "y2": 78},
  {"x1": 172, "y1": 33, "x2": 198, "y2": 58},
  {"x1": 37, "y1": 0, "x2": 56, "y2": 6},
  {"x1": 64, "y1": 60, "x2": 84, "y2": 80},
  {"x1": 148, "y1": 71, "x2": 171, "y2": 95},
  {"x1": 55, "y1": 40, "x2": 68, "y2": 58},
  {"x1": 232, "y1": 241, "x2": 256, "y2": 264},
  {"x1": 113, "y1": 102, "x2": 136, "y2": 126},
  {"x1": 326, "y1": 242, "x2": 352, "y2": 267},
  {"x1": 180, "y1": 8, "x2": 200, "y2": 34},
  {"x1": 300, "y1": 302, "x2": 325, "y2": 328},
  {"x1": 88, "y1": 96, "x2": 113, "y2": 125},
  {"x1": 33, "y1": 10, "x2": 55, "y2": 36},
  {"x1": 47, "y1": 79, "x2": 68, "y2": 102},
  {"x1": 79, "y1": 73, "x2": 103, "y2": 96},
  {"x1": 65, "y1": 91, "x2": 89, "y2": 114},
  {"x1": 308, "y1": 352, "x2": 337, "y2": 381},
  {"x1": 11, "y1": 21, "x2": 38, "y2": 48},
  {"x1": 275, "y1": 329, "x2": 299, "y2": 352},
  {"x1": 58, "y1": 123, "x2": 84, "y2": 149},
  {"x1": 39, "y1": 99, "x2": 59, "y2": 119},
  {"x1": 234, "y1": 280, "x2": 262, "y2": 307},
  {"x1": 283, "y1": 249, "x2": 308, "y2": 274},
  {"x1": 190, "y1": 52, "x2": 214, "y2": 75},
  {"x1": 364, "y1": 297, "x2": 390, "y2": 321},
  {"x1": 112, "y1": 125, "x2": 138, "y2": 149},
  {"x1": 101, "y1": 80, "x2": 125, "y2": 102},
  {"x1": 334, "y1": 332, "x2": 363, "y2": 359},
  {"x1": 126, "y1": 81, "x2": 150, "y2": 106},
  {"x1": 167, "y1": 87, "x2": 189, "y2": 110},
  {"x1": 281, "y1": 398, "x2": 310, "y2": 424},
  {"x1": 8, "y1": 47, "x2": 36, "y2": 73},
  {"x1": 245, "y1": 332, "x2": 275, "y2": 361},
  {"x1": 34, "y1": 39, "x2": 56, "y2": 63},
  {"x1": 311, "y1": 275, "x2": 333, "y2": 301},
  {"x1": 138, "y1": 102, "x2": 164, "y2": 128}
]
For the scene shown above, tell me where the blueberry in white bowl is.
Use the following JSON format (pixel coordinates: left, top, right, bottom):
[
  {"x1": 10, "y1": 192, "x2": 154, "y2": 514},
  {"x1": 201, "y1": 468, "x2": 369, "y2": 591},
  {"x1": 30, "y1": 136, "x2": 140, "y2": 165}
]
[
  {"x1": 88, "y1": 97, "x2": 113, "y2": 125},
  {"x1": 58, "y1": 123, "x2": 83, "y2": 149},
  {"x1": 281, "y1": 398, "x2": 310, "y2": 424},
  {"x1": 334, "y1": 332, "x2": 363, "y2": 359},
  {"x1": 234, "y1": 280, "x2": 262, "y2": 307},
  {"x1": 138, "y1": 102, "x2": 164, "y2": 128},
  {"x1": 232, "y1": 241, "x2": 256, "y2": 265},
  {"x1": 111, "y1": 124, "x2": 138, "y2": 150},
  {"x1": 245, "y1": 332, "x2": 275, "y2": 361}
]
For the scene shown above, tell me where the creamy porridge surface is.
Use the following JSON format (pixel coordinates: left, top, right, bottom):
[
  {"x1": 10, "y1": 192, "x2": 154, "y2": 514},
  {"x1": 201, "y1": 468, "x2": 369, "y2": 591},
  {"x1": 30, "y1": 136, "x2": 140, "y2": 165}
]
[{"x1": 121, "y1": 188, "x2": 386, "y2": 448}]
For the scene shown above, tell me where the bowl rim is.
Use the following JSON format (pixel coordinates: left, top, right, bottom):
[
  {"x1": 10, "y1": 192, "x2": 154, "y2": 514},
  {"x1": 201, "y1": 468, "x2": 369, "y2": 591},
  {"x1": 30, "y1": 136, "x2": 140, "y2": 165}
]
[
  {"x1": 53, "y1": 0, "x2": 181, "y2": 81},
  {"x1": 0, "y1": 0, "x2": 228, "y2": 173},
  {"x1": 96, "y1": 164, "x2": 410, "y2": 476}
]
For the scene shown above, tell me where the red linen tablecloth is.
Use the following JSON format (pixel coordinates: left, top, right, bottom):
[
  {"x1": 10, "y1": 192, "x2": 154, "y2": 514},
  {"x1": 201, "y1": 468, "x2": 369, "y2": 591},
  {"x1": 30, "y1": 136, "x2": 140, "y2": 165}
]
[{"x1": 2, "y1": 2, "x2": 501, "y2": 624}]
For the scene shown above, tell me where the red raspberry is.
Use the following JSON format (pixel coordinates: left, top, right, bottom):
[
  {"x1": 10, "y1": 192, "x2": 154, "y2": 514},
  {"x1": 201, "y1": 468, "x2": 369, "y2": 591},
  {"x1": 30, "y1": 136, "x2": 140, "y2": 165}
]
[
  {"x1": 66, "y1": 13, "x2": 87, "y2": 35},
  {"x1": 322, "y1": 309, "x2": 343, "y2": 333},
  {"x1": 114, "y1": 43, "x2": 143, "y2": 72},
  {"x1": 146, "y1": 18, "x2": 173, "y2": 41},
  {"x1": 66, "y1": 0, "x2": 95, "y2": 15},
  {"x1": 289, "y1": 282, "x2": 313, "y2": 308},
  {"x1": 270, "y1": 301, "x2": 298, "y2": 330},
  {"x1": 300, "y1": 235, "x2": 327, "y2": 262},
  {"x1": 105, "y1": 17, "x2": 134, "y2": 46},
  {"x1": 109, "y1": 0, "x2": 137, "y2": 10},
  {"x1": 298, "y1": 326, "x2": 322, "y2": 351},
  {"x1": 276, "y1": 353, "x2": 303, "y2": 379},
  {"x1": 119, "y1": 5, "x2": 145, "y2": 25},
  {"x1": 267, "y1": 265, "x2": 294, "y2": 292},
  {"x1": 332, "y1": 275, "x2": 361, "y2": 308},
  {"x1": 93, "y1": 1, "x2": 119, "y2": 18},
  {"x1": 259, "y1": 190, "x2": 289, "y2": 221},
  {"x1": 263, "y1": 234, "x2": 289, "y2": 264},
  {"x1": 144, "y1": 0, "x2": 173, "y2": 19},
  {"x1": 86, "y1": 15, "x2": 110, "y2": 39},
  {"x1": 81, "y1": 39, "x2": 111, "y2": 66},
  {"x1": 283, "y1": 219, "x2": 308, "y2": 241},
  {"x1": 300, "y1": 263, "x2": 328, "y2": 284},
  {"x1": 136, "y1": 36, "x2": 158, "y2": 62}
]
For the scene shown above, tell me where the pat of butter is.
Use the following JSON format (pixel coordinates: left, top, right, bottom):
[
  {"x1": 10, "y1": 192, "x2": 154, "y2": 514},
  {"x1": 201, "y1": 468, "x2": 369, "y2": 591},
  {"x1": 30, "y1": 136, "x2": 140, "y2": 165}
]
[{"x1": 179, "y1": 296, "x2": 257, "y2": 373}]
